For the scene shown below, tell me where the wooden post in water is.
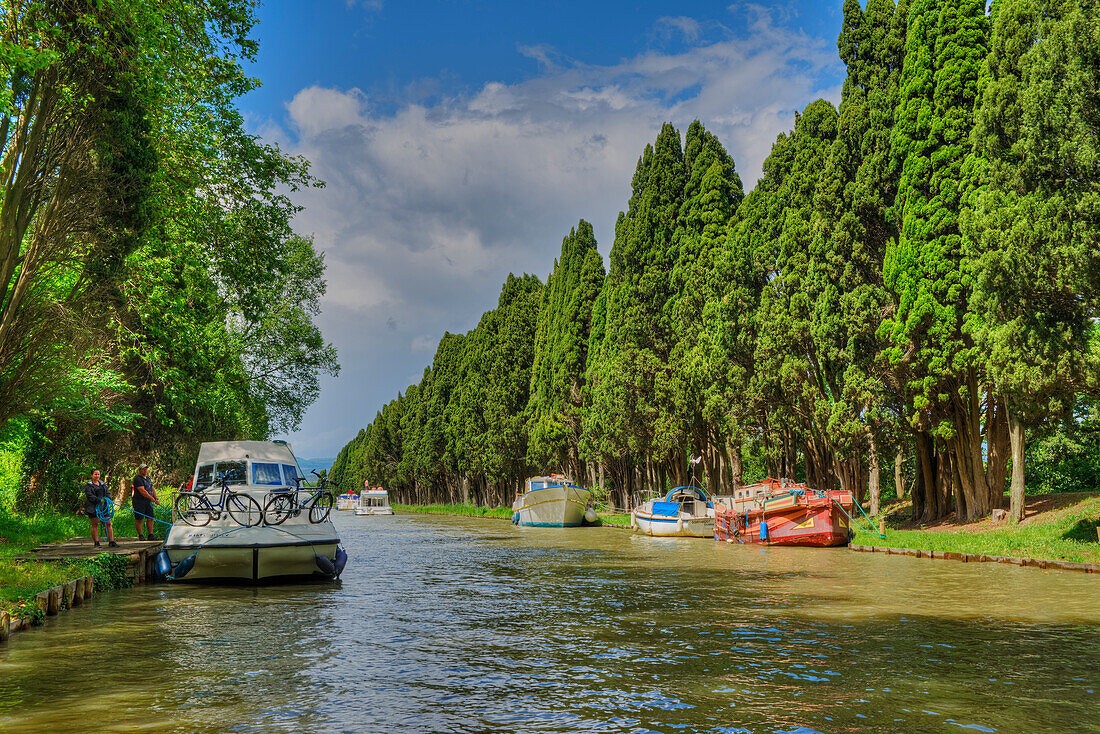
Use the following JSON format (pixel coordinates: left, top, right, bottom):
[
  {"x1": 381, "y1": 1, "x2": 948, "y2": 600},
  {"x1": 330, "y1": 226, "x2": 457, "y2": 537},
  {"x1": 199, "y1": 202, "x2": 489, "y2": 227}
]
[{"x1": 0, "y1": 610, "x2": 9, "y2": 641}]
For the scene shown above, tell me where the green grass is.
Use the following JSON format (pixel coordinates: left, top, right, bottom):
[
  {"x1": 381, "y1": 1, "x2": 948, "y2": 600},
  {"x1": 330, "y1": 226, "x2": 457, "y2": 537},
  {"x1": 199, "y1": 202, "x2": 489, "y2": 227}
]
[
  {"x1": 598, "y1": 512, "x2": 631, "y2": 526},
  {"x1": 393, "y1": 502, "x2": 514, "y2": 519},
  {"x1": 853, "y1": 495, "x2": 1100, "y2": 564}
]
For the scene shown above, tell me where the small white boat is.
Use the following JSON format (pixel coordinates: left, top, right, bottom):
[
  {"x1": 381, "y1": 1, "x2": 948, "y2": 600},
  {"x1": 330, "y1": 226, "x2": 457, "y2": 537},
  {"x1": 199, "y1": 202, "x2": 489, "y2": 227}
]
[
  {"x1": 354, "y1": 488, "x2": 394, "y2": 515},
  {"x1": 631, "y1": 485, "x2": 715, "y2": 537},
  {"x1": 511, "y1": 475, "x2": 595, "y2": 527},
  {"x1": 162, "y1": 440, "x2": 345, "y2": 583},
  {"x1": 336, "y1": 492, "x2": 358, "y2": 511}
]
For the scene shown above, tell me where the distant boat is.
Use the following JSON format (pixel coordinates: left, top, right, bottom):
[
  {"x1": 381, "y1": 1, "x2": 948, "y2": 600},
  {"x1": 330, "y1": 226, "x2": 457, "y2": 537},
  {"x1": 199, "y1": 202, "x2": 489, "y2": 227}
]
[
  {"x1": 336, "y1": 492, "x2": 358, "y2": 511},
  {"x1": 631, "y1": 485, "x2": 715, "y2": 537},
  {"x1": 713, "y1": 478, "x2": 854, "y2": 547},
  {"x1": 511, "y1": 475, "x2": 595, "y2": 527},
  {"x1": 355, "y1": 488, "x2": 394, "y2": 516}
]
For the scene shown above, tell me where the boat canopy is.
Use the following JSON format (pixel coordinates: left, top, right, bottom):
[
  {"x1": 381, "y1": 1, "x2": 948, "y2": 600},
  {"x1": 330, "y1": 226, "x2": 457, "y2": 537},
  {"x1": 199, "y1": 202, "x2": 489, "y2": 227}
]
[
  {"x1": 196, "y1": 440, "x2": 298, "y2": 465},
  {"x1": 662, "y1": 485, "x2": 709, "y2": 502}
]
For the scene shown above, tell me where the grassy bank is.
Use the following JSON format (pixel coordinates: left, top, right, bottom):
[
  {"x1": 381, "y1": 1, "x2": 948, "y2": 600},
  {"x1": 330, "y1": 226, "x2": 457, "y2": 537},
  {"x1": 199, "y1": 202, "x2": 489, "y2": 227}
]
[
  {"x1": 393, "y1": 502, "x2": 513, "y2": 519},
  {"x1": 0, "y1": 496, "x2": 174, "y2": 619},
  {"x1": 598, "y1": 512, "x2": 631, "y2": 526},
  {"x1": 853, "y1": 493, "x2": 1100, "y2": 564}
]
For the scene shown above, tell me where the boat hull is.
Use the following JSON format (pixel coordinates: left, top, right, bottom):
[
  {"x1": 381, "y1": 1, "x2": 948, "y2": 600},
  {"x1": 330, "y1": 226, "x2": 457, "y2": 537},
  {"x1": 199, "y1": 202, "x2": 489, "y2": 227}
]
[
  {"x1": 715, "y1": 489, "x2": 852, "y2": 547},
  {"x1": 354, "y1": 508, "x2": 394, "y2": 516},
  {"x1": 632, "y1": 511, "x2": 714, "y2": 537},
  {"x1": 164, "y1": 520, "x2": 340, "y2": 582},
  {"x1": 512, "y1": 485, "x2": 591, "y2": 527}
]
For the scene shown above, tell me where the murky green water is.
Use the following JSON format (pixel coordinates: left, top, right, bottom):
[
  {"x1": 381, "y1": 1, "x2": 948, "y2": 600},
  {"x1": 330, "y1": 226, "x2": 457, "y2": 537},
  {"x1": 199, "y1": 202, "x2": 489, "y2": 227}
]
[{"x1": 1, "y1": 513, "x2": 1097, "y2": 733}]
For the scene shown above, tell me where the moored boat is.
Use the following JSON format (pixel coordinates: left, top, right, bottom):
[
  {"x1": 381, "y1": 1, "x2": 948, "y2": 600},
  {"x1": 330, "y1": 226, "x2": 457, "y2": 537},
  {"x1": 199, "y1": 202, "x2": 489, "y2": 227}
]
[
  {"x1": 162, "y1": 440, "x2": 346, "y2": 583},
  {"x1": 354, "y1": 488, "x2": 394, "y2": 515},
  {"x1": 713, "y1": 478, "x2": 854, "y2": 547},
  {"x1": 336, "y1": 491, "x2": 358, "y2": 510},
  {"x1": 631, "y1": 485, "x2": 715, "y2": 537},
  {"x1": 511, "y1": 475, "x2": 594, "y2": 527}
]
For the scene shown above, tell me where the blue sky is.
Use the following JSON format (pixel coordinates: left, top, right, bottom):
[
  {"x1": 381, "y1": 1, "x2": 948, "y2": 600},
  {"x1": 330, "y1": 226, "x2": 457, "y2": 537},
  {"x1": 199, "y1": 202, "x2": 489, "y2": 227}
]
[{"x1": 248, "y1": 1, "x2": 849, "y2": 458}]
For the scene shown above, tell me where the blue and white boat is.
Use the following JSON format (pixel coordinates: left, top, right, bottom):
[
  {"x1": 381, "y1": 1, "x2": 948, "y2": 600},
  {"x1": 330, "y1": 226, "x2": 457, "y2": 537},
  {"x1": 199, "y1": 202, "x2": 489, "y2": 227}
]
[
  {"x1": 631, "y1": 485, "x2": 714, "y2": 537},
  {"x1": 512, "y1": 475, "x2": 595, "y2": 527}
]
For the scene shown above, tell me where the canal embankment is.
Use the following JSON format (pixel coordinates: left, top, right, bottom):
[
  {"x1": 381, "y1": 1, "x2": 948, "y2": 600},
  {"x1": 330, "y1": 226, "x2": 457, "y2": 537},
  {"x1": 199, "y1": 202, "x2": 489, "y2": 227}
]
[
  {"x1": 392, "y1": 502, "x2": 633, "y2": 527},
  {"x1": 0, "y1": 507, "x2": 169, "y2": 641},
  {"x1": 852, "y1": 492, "x2": 1100, "y2": 567}
]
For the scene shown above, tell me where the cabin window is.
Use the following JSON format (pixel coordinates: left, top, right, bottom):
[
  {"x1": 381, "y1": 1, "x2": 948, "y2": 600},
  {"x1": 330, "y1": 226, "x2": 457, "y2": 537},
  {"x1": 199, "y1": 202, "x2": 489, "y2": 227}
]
[
  {"x1": 282, "y1": 464, "x2": 302, "y2": 486},
  {"x1": 217, "y1": 461, "x2": 247, "y2": 486},
  {"x1": 252, "y1": 462, "x2": 283, "y2": 486},
  {"x1": 196, "y1": 464, "x2": 214, "y2": 490}
]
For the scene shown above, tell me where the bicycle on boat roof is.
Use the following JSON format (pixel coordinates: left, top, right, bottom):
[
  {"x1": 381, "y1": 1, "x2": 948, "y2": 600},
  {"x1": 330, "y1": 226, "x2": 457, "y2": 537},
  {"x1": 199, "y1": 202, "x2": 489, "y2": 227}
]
[
  {"x1": 174, "y1": 474, "x2": 264, "y2": 527},
  {"x1": 262, "y1": 470, "x2": 335, "y2": 525}
]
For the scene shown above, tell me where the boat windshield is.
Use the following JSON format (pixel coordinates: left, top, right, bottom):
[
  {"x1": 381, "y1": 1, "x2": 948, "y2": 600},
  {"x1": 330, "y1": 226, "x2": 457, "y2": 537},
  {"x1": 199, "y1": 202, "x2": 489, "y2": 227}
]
[
  {"x1": 282, "y1": 464, "x2": 302, "y2": 486},
  {"x1": 252, "y1": 462, "x2": 283, "y2": 486},
  {"x1": 664, "y1": 486, "x2": 707, "y2": 502}
]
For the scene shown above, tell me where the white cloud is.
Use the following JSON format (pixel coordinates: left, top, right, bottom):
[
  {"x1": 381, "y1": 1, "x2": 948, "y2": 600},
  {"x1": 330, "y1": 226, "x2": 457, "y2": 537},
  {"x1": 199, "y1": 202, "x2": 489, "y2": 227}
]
[{"x1": 272, "y1": 12, "x2": 843, "y2": 456}]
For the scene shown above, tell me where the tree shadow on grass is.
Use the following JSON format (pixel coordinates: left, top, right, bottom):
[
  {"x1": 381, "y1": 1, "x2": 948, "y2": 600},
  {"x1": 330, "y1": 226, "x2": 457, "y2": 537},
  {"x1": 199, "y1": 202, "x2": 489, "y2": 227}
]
[{"x1": 1061, "y1": 518, "x2": 1100, "y2": 543}]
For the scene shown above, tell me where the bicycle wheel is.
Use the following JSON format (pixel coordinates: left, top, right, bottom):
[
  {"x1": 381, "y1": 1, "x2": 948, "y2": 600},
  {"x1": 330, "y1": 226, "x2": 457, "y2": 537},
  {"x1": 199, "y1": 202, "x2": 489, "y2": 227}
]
[
  {"x1": 309, "y1": 492, "x2": 334, "y2": 523},
  {"x1": 225, "y1": 492, "x2": 263, "y2": 527},
  {"x1": 263, "y1": 493, "x2": 295, "y2": 526},
  {"x1": 175, "y1": 492, "x2": 212, "y2": 527}
]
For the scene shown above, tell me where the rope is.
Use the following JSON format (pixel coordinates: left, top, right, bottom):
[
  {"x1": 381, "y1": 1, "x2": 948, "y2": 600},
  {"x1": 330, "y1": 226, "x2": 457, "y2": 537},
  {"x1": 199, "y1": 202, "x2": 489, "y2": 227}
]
[{"x1": 822, "y1": 491, "x2": 886, "y2": 539}]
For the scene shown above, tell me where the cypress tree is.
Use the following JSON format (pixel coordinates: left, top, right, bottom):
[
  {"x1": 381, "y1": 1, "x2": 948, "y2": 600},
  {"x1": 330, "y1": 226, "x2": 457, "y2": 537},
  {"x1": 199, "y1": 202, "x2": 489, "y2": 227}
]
[
  {"x1": 663, "y1": 121, "x2": 744, "y2": 490},
  {"x1": 527, "y1": 221, "x2": 605, "y2": 477},
  {"x1": 884, "y1": 0, "x2": 991, "y2": 520},
  {"x1": 966, "y1": 0, "x2": 1100, "y2": 520},
  {"x1": 588, "y1": 123, "x2": 686, "y2": 491}
]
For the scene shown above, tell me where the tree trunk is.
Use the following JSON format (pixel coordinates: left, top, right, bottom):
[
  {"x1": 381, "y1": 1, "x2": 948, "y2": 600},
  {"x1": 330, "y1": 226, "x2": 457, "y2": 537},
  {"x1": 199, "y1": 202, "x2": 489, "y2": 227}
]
[
  {"x1": 869, "y1": 432, "x2": 881, "y2": 517},
  {"x1": 729, "y1": 439, "x2": 743, "y2": 491},
  {"x1": 894, "y1": 447, "x2": 905, "y2": 499},
  {"x1": 1007, "y1": 407, "x2": 1026, "y2": 522}
]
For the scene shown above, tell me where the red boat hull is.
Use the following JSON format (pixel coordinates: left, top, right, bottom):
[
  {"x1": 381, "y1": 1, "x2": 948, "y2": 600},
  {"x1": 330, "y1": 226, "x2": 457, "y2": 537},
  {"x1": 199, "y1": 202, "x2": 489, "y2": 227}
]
[{"x1": 715, "y1": 483, "x2": 853, "y2": 547}]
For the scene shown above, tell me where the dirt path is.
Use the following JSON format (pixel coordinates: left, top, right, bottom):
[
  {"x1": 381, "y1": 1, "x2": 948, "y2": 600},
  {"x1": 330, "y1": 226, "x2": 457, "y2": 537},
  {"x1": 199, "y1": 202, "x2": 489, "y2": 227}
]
[{"x1": 888, "y1": 492, "x2": 1099, "y2": 533}]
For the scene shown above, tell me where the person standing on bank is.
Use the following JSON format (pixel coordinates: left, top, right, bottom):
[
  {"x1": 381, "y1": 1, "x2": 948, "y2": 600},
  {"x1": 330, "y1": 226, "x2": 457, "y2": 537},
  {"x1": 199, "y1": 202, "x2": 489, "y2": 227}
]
[
  {"x1": 85, "y1": 469, "x2": 117, "y2": 547},
  {"x1": 132, "y1": 463, "x2": 159, "y2": 541}
]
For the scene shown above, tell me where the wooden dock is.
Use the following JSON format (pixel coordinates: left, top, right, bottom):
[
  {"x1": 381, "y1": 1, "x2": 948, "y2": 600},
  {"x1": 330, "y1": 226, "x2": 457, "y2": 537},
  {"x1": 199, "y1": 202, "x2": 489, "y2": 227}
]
[{"x1": 15, "y1": 536, "x2": 163, "y2": 562}]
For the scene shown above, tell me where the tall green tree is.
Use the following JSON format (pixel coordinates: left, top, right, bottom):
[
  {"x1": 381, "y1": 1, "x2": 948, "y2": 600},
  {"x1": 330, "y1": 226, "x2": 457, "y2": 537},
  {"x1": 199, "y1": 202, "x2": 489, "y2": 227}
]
[
  {"x1": 965, "y1": 0, "x2": 1100, "y2": 520},
  {"x1": 527, "y1": 221, "x2": 605, "y2": 478},
  {"x1": 883, "y1": 0, "x2": 992, "y2": 520},
  {"x1": 664, "y1": 121, "x2": 743, "y2": 492}
]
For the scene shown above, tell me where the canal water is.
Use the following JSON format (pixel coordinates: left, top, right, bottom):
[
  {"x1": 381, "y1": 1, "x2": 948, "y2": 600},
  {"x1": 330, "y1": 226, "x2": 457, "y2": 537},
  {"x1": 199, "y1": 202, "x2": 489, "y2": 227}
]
[{"x1": 1, "y1": 513, "x2": 1097, "y2": 733}]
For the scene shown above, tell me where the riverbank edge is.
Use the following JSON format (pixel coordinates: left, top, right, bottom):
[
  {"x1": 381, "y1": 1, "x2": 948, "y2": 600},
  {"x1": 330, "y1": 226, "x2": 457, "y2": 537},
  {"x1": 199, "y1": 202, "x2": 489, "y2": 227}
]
[
  {"x1": 391, "y1": 504, "x2": 633, "y2": 528},
  {"x1": 849, "y1": 544, "x2": 1100, "y2": 573},
  {"x1": 1, "y1": 542, "x2": 162, "y2": 644}
]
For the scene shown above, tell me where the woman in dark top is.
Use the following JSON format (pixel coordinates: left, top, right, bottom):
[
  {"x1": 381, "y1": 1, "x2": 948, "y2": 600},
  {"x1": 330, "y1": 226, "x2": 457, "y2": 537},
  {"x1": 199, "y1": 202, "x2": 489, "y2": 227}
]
[{"x1": 84, "y1": 469, "x2": 117, "y2": 547}]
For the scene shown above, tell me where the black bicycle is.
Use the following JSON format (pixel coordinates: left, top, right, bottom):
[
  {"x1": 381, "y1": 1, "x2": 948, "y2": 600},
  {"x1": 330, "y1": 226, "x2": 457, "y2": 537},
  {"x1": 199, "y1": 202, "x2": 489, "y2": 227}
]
[
  {"x1": 262, "y1": 471, "x2": 335, "y2": 525},
  {"x1": 174, "y1": 475, "x2": 263, "y2": 527}
]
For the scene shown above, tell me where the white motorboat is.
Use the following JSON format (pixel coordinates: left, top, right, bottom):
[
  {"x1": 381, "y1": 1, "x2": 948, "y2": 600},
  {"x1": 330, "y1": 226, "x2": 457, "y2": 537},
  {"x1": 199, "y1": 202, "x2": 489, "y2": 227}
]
[
  {"x1": 336, "y1": 491, "x2": 359, "y2": 510},
  {"x1": 161, "y1": 440, "x2": 346, "y2": 583},
  {"x1": 511, "y1": 475, "x2": 595, "y2": 527},
  {"x1": 631, "y1": 485, "x2": 715, "y2": 537},
  {"x1": 354, "y1": 488, "x2": 394, "y2": 515}
]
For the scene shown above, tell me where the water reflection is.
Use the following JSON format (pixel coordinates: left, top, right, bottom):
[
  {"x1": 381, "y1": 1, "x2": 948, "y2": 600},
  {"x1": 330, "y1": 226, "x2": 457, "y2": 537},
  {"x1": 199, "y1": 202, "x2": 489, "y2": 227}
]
[{"x1": 0, "y1": 513, "x2": 1097, "y2": 733}]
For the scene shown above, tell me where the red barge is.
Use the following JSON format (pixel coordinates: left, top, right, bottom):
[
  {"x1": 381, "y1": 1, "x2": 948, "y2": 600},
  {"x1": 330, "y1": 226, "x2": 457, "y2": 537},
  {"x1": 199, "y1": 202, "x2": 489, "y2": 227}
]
[{"x1": 713, "y1": 478, "x2": 855, "y2": 547}]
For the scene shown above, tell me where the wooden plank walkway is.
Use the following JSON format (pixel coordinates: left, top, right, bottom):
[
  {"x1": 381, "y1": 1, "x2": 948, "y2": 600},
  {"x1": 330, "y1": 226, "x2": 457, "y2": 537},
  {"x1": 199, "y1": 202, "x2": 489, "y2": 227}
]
[{"x1": 15, "y1": 536, "x2": 163, "y2": 562}]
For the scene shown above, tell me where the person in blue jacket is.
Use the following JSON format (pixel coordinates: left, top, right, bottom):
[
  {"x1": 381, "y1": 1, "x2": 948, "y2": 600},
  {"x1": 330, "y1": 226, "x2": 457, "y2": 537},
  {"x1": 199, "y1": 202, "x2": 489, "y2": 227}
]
[{"x1": 84, "y1": 469, "x2": 117, "y2": 547}]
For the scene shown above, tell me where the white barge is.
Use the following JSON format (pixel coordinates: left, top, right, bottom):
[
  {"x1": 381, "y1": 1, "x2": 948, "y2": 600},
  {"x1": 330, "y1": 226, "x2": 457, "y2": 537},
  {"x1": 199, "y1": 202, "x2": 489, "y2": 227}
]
[{"x1": 161, "y1": 441, "x2": 345, "y2": 583}]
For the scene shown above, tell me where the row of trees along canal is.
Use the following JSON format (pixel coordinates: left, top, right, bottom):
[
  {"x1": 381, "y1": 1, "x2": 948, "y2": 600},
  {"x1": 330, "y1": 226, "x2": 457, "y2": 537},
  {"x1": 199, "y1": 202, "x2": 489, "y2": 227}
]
[
  {"x1": 330, "y1": 0, "x2": 1100, "y2": 523},
  {"x1": 0, "y1": 0, "x2": 337, "y2": 512}
]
